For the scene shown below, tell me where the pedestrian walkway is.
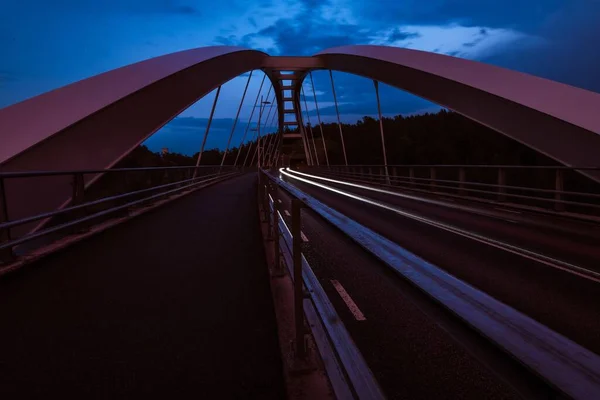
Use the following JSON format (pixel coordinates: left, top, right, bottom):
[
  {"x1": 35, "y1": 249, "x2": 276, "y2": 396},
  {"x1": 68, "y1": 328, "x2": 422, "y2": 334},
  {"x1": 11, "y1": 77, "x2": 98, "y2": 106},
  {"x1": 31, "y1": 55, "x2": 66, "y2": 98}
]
[{"x1": 0, "y1": 174, "x2": 285, "y2": 399}]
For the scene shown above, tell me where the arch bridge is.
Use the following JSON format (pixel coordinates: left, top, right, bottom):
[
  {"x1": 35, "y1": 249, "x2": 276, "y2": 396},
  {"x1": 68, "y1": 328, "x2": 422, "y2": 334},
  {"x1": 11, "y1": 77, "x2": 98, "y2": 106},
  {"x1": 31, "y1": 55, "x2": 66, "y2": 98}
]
[{"x1": 1, "y1": 45, "x2": 600, "y2": 400}]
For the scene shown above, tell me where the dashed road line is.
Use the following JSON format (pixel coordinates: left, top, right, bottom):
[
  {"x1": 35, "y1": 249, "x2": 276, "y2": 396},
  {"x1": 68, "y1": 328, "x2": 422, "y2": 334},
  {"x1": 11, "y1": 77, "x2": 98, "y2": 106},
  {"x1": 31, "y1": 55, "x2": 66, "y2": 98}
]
[
  {"x1": 331, "y1": 280, "x2": 366, "y2": 321},
  {"x1": 301, "y1": 231, "x2": 309, "y2": 242}
]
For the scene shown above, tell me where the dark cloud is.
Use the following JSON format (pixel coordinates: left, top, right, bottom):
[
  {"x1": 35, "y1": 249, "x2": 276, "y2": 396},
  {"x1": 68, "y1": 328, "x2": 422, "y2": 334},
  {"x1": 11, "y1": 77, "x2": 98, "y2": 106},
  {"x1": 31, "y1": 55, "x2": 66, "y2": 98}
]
[
  {"x1": 222, "y1": 13, "x2": 369, "y2": 55},
  {"x1": 172, "y1": 5, "x2": 199, "y2": 15},
  {"x1": 387, "y1": 28, "x2": 420, "y2": 42},
  {"x1": 353, "y1": 0, "x2": 565, "y2": 33},
  {"x1": 0, "y1": 71, "x2": 15, "y2": 84},
  {"x1": 483, "y1": 1, "x2": 600, "y2": 92}
]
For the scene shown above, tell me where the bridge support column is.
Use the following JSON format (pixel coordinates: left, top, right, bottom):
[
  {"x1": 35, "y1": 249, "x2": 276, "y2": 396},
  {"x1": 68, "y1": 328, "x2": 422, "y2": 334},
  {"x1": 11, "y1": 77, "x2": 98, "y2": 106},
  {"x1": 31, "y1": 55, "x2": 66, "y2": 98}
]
[
  {"x1": 291, "y1": 199, "x2": 307, "y2": 359},
  {"x1": 0, "y1": 178, "x2": 13, "y2": 263},
  {"x1": 498, "y1": 168, "x2": 507, "y2": 202},
  {"x1": 555, "y1": 169, "x2": 565, "y2": 212}
]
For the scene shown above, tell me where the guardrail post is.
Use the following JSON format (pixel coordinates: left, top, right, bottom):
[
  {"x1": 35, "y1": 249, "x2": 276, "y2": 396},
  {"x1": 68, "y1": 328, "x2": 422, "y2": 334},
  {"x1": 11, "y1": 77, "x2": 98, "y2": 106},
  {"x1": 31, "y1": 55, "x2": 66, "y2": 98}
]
[
  {"x1": 266, "y1": 183, "x2": 273, "y2": 240},
  {"x1": 0, "y1": 177, "x2": 13, "y2": 263},
  {"x1": 291, "y1": 199, "x2": 307, "y2": 359},
  {"x1": 498, "y1": 168, "x2": 506, "y2": 202},
  {"x1": 379, "y1": 167, "x2": 385, "y2": 184},
  {"x1": 555, "y1": 169, "x2": 565, "y2": 211},
  {"x1": 263, "y1": 182, "x2": 270, "y2": 224},
  {"x1": 409, "y1": 167, "x2": 415, "y2": 187},
  {"x1": 272, "y1": 192, "x2": 283, "y2": 277},
  {"x1": 459, "y1": 168, "x2": 466, "y2": 195},
  {"x1": 430, "y1": 167, "x2": 436, "y2": 192}
]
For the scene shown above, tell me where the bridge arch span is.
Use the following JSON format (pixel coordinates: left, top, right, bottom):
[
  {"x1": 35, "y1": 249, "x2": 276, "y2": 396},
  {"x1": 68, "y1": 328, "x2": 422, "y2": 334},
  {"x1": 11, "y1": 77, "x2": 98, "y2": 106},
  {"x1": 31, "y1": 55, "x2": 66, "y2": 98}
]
[
  {"x1": 314, "y1": 45, "x2": 600, "y2": 181},
  {"x1": 2, "y1": 44, "x2": 600, "y2": 230}
]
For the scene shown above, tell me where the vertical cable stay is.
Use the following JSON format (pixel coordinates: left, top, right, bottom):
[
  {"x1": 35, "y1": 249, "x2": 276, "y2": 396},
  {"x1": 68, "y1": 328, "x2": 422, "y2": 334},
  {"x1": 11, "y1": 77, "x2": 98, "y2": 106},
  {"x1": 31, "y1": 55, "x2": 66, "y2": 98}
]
[
  {"x1": 235, "y1": 74, "x2": 266, "y2": 166},
  {"x1": 329, "y1": 70, "x2": 348, "y2": 166},
  {"x1": 301, "y1": 85, "x2": 320, "y2": 166},
  {"x1": 194, "y1": 85, "x2": 221, "y2": 176},
  {"x1": 249, "y1": 91, "x2": 273, "y2": 167},
  {"x1": 258, "y1": 92, "x2": 277, "y2": 166},
  {"x1": 242, "y1": 81, "x2": 272, "y2": 167},
  {"x1": 268, "y1": 134, "x2": 281, "y2": 166},
  {"x1": 295, "y1": 89, "x2": 314, "y2": 166},
  {"x1": 221, "y1": 71, "x2": 253, "y2": 167},
  {"x1": 262, "y1": 92, "x2": 277, "y2": 132},
  {"x1": 265, "y1": 110, "x2": 279, "y2": 163},
  {"x1": 309, "y1": 72, "x2": 329, "y2": 166},
  {"x1": 373, "y1": 80, "x2": 390, "y2": 183}
]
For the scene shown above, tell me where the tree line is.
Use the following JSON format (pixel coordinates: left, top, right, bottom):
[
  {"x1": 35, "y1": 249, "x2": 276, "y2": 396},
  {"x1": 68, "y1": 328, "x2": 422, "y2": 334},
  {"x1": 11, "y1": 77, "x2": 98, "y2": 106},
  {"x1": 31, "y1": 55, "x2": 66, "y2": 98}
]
[{"x1": 113, "y1": 109, "x2": 598, "y2": 194}]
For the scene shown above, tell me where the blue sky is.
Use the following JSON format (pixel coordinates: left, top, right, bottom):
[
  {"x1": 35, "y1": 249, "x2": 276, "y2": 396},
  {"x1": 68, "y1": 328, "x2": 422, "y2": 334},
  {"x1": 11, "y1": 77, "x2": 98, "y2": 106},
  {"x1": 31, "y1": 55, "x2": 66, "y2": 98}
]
[{"x1": 1, "y1": 0, "x2": 599, "y2": 154}]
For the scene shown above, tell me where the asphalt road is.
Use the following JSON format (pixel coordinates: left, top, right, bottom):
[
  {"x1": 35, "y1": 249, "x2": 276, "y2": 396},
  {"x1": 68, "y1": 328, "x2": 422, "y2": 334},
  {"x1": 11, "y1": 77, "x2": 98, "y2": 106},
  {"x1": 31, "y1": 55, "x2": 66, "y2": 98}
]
[
  {"x1": 0, "y1": 174, "x2": 285, "y2": 399},
  {"x1": 269, "y1": 169, "x2": 600, "y2": 399},
  {"x1": 280, "y1": 170, "x2": 600, "y2": 357},
  {"x1": 273, "y1": 184, "x2": 523, "y2": 400}
]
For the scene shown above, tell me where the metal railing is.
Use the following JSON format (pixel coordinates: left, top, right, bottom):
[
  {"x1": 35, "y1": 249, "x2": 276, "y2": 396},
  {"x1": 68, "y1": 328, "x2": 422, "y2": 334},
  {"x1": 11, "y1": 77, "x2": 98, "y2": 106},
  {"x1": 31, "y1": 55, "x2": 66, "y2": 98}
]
[
  {"x1": 307, "y1": 165, "x2": 600, "y2": 218},
  {"x1": 275, "y1": 166, "x2": 600, "y2": 399},
  {"x1": 0, "y1": 166, "x2": 241, "y2": 263}
]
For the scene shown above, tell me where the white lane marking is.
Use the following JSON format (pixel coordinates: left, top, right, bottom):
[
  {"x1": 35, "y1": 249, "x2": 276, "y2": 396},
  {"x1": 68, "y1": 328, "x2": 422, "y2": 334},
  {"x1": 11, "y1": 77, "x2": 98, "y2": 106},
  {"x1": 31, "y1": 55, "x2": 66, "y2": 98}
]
[
  {"x1": 496, "y1": 207, "x2": 522, "y2": 214},
  {"x1": 504, "y1": 219, "x2": 519, "y2": 224},
  {"x1": 301, "y1": 231, "x2": 309, "y2": 242},
  {"x1": 284, "y1": 210, "x2": 291, "y2": 217},
  {"x1": 281, "y1": 168, "x2": 600, "y2": 284},
  {"x1": 278, "y1": 199, "x2": 283, "y2": 204},
  {"x1": 330, "y1": 280, "x2": 366, "y2": 321}
]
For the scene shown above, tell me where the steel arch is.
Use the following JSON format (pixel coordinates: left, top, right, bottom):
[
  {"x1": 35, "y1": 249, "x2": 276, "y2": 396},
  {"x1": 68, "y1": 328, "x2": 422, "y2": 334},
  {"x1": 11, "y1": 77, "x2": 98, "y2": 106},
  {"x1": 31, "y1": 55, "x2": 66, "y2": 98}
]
[{"x1": 2, "y1": 44, "x2": 600, "y2": 232}]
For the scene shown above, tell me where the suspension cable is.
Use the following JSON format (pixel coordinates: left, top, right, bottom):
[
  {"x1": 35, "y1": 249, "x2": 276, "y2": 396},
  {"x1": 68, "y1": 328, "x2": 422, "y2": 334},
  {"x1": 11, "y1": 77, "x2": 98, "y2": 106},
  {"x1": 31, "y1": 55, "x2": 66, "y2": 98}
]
[
  {"x1": 221, "y1": 71, "x2": 253, "y2": 166},
  {"x1": 234, "y1": 74, "x2": 266, "y2": 166},
  {"x1": 295, "y1": 91, "x2": 314, "y2": 166},
  {"x1": 301, "y1": 85, "x2": 319, "y2": 166},
  {"x1": 242, "y1": 83, "x2": 272, "y2": 167},
  {"x1": 329, "y1": 70, "x2": 348, "y2": 166},
  {"x1": 309, "y1": 72, "x2": 329, "y2": 166},
  {"x1": 194, "y1": 85, "x2": 221, "y2": 175},
  {"x1": 373, "y1": 80, "x2": 390, "y2": 183}
]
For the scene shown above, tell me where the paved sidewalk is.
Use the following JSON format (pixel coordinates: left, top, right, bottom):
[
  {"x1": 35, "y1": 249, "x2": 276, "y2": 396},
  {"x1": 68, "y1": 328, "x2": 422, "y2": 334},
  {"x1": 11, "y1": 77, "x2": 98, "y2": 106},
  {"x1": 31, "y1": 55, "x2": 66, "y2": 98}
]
[{"x1": 0, "y1": 174, "x2": 285, "y2": 399}]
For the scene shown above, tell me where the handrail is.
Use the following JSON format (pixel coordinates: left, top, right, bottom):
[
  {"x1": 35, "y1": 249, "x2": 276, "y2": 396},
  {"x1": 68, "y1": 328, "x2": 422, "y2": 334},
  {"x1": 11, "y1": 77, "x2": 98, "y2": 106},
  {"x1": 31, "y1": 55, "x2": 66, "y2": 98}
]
[
  {"x1": 320, "y1": 168, "x2": 600, "y2": 198},
  {"x1": 320, "y1": 164, "x2": 600, "y2": 170},
  {"x1": 316, "y1": 170, "x2": 600, "y2": 208},
  {"x1": 260, "y1": 170, "x2": 385, "y2": 400},
  {"x1": 274, "y1": 167, "x2": 600, "y2": 399},
  {"x1": 0, "y1": 165, "x2": 237, "y2": 179},
  {"x1": 0, "y1": 172, "x2": 224, "y2": 231},
  {"x1": 0, "y1": 170, "x2": 240, "y2": 256}
]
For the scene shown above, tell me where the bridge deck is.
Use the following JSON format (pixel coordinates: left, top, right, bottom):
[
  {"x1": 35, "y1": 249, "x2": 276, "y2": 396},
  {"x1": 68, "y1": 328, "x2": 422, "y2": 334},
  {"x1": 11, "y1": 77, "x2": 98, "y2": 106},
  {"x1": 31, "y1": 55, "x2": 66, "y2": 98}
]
[{"x1": 0, "y1": 174, "x2": 285, "y2": 399}]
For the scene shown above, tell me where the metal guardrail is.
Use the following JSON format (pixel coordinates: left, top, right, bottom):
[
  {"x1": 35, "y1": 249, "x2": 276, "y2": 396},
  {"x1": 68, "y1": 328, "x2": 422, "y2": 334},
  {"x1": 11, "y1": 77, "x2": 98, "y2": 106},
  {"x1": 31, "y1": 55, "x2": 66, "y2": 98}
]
[
  {"x1": 278, "y1": 167, "x2": 600, "y2": 399},
  {"x1": 258, "y1": 170, "x2": 385, "y2": 400},
  {"x1": 0, "y1": 166, "x2": 240, "y2": 263},
  {"x1": 308, "y1": 165, "x2": 600, "y2": 216}
]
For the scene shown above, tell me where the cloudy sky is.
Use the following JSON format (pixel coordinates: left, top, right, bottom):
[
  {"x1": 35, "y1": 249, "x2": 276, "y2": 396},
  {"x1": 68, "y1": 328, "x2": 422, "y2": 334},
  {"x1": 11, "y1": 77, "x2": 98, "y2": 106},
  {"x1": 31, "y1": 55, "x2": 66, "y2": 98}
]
[{"x1": 1, "y1": 0, "x2": 599, "y2": 154}]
